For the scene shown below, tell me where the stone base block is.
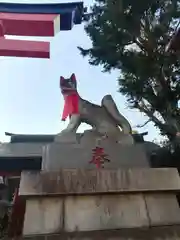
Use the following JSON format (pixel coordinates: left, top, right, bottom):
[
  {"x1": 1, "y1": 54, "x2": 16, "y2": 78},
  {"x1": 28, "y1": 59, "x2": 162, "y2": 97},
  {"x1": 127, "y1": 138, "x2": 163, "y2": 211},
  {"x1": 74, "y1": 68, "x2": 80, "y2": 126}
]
[
  {"x1": 22, "y1": 226, "x2": 180, "y2": 240},
  {"x1": 42, "y1": 142, "x2": 149, "y2": 170},
  {"x1": 23, "y1": 198, "x2": 63, "y2": 236},
  {"x1": 23, "y1": 194, "x2": 180, "y2": 236},
  {"x1": 19, "y1": 168, "x2": 180, "y2": 196},
  {"x1": 64, "y1": 194, "x2": 149, "y2": 232}
]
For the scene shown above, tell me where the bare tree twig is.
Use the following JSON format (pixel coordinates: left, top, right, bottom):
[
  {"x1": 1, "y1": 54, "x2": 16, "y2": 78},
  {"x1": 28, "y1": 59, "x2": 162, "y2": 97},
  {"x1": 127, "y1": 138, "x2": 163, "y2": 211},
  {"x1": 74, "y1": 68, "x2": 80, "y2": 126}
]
[
  {"x1": 136, "y1": 119, "x2": 151, "y2": 128},
  {"x1": 135, "y1": 101, "x2": 163, "y2": 127}
]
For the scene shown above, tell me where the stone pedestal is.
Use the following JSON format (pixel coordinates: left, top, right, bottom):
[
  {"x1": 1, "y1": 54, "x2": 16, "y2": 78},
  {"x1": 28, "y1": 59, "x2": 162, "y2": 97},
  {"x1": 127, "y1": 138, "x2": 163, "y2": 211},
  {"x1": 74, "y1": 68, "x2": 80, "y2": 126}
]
[
  {"x1": 42, "y1": 143, "x2": 149, "y2": 170},
  {"x1": 19, "y1": 168, "x2": 180, "y2": 239},
  {"x1": 42, "y1": 130, "x2": 149, "y2": 170}
]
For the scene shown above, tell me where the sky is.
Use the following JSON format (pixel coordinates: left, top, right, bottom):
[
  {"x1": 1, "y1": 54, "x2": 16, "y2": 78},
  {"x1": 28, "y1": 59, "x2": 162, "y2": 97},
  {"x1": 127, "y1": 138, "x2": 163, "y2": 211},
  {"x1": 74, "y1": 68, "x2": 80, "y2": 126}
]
[{"x1": 0, "y1": 0, "x2": 160, "y2": 142}]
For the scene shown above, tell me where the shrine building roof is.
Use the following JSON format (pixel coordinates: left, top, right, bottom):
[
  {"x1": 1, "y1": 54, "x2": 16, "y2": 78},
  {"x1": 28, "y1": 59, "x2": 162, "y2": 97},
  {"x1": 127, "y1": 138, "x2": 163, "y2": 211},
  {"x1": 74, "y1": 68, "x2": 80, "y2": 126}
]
[{"x1": 5, "y1": 132, "x2": 55, "y2": 143}]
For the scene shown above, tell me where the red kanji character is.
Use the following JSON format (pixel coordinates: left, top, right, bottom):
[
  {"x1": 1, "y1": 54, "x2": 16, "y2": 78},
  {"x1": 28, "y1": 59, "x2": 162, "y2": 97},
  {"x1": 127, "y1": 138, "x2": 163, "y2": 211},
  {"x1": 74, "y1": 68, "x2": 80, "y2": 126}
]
[{"x1": 89, "y1": 146, "x2": 110, "y2": 169}]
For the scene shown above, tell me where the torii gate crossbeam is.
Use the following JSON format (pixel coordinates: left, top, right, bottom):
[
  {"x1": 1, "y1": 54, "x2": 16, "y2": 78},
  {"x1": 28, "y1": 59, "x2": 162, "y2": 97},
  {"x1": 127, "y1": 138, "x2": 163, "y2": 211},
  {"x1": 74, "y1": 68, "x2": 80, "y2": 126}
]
[{"x1": 0, "y1": 2, "x2": 84, "y2": 58}]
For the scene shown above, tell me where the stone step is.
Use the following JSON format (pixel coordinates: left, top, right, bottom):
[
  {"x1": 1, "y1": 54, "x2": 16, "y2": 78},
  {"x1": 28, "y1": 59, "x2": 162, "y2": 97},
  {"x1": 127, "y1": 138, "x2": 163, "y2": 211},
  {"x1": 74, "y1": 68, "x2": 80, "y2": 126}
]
[{"x1": 22, "y1": 226, "x2": 180, "y2": 240}]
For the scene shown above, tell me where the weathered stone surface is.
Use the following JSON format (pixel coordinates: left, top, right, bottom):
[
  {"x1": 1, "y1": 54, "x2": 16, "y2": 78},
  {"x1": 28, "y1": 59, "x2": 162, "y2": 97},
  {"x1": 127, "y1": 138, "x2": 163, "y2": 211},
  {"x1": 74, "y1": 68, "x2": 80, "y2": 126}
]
[
  {"x1": 42, "y1": 142, "x2": 149, "y2": 171},
  {"x1": 22, "y1": 194, "x2": 180, "y2": 235},
  {"x1": 145, "y1": 194, "x2": 180, "y2": 226},
  {"x1": 23, "y1": 198, "x2": 63, "y2": 236},
  {"x1": 64, "y1": 194, "x2": 149, "y2": 232},
  {"x1": 54, "y1": 132, "x2": 81, "y2": 144},
  {"x1": 55, "y1": 130, "x2": 133, "y2": 146},
  {"x1": 19, "y1": 168, "x2": 180, "y2": 196},
  {"x1": 22, "y1": 226, "x2": 180, "y2": 240}
]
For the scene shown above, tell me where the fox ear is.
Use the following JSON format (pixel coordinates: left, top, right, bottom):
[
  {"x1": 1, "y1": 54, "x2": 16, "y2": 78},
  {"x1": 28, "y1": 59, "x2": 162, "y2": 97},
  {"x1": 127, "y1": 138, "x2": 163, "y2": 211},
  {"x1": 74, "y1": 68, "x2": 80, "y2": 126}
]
[
  {"x1": 60, "y1": 76, "x2": 64, "y2": 83},
  {"x1": 70, "y1": 73, "x2": 76, "y2": 81},
  {"x1": 60, "y1": 76, "x2": 65, "y2": 87}
]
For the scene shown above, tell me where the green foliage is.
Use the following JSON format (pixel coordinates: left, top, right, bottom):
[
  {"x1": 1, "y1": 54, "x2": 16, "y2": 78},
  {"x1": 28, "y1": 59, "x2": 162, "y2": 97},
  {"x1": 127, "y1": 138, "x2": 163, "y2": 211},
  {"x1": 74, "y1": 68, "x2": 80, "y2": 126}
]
[{"x1": 79, "y1": 0, "x2": 180, "y2": 140}]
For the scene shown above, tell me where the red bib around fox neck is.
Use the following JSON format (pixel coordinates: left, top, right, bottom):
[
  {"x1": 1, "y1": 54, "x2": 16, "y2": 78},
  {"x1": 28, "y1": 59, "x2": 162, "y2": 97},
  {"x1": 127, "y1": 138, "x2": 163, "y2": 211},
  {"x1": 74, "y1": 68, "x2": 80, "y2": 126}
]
[{"x1": 62, "y1": 92, "x2": 79, "y2": 121}]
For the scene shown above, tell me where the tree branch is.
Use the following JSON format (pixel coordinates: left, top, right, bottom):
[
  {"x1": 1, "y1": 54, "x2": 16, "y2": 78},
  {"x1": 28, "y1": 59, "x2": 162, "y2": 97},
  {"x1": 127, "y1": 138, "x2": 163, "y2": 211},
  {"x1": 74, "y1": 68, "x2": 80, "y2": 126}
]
[
  {"x1": 135, "y1": 101, "x2": 177, "y2": 138},
  {"x1": 136, "y1": 119, "x2": 151, "y2": 128},
  {"x1": 135, "y1": 101, "x2": 164, "y2": 127}
]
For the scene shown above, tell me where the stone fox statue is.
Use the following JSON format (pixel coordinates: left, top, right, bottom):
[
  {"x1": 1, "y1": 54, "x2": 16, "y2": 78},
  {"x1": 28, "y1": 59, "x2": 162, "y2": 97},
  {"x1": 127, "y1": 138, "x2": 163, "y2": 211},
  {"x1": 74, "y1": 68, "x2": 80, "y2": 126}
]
[{"x1": 59, "y1": 73, "x2": 134, "y2": 144}]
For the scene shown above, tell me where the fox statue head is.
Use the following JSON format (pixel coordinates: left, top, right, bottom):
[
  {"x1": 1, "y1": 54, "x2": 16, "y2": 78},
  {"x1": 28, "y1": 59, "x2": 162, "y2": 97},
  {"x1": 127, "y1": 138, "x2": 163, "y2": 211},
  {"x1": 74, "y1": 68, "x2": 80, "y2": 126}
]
[
  {"x1": 60, "y1": 73, "x2": 79, "y2": 121},
  {"x1": 60, "y1": 73, "x2": 77, "y2": 95}
]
